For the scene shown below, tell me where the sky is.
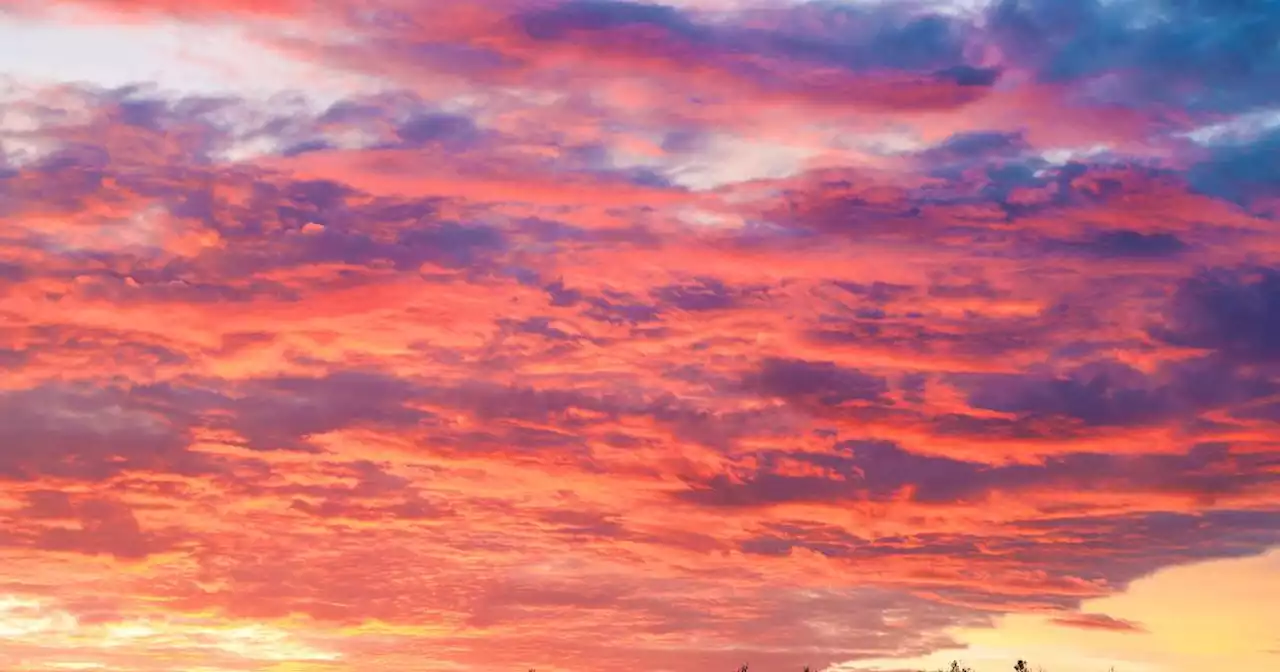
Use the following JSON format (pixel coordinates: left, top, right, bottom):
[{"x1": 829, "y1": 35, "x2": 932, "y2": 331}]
[{"x1": 0, "y1": 0, "x2": 1279, "y2": 671}]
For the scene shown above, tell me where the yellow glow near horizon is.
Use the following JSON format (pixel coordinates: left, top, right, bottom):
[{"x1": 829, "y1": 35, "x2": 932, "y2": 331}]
[{"x1": 836, "y1": 548, "x2": 1280, "y2": 672}]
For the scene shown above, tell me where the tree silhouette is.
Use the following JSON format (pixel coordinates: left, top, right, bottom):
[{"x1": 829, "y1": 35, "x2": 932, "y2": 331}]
[
  {"x1": 514, "y1": 656, "x2": 1087, "y2": 672},
  {"x1": 517, "y1": 655, "x2": 1083, "y2": 671}
]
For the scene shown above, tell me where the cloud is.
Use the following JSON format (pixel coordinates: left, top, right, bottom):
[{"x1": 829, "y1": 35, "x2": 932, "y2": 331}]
[
  {"x1": 651, "y1": 277, "x2": 766, "y2": 312},
  {"x1": 1188, "y1": 128, "x2": 1280, "y2": 206},
  {"x1": 1045, "y1": 230, "x2": 1189, "y2": 259},
  {"x1": 34, "y1": 498, "x2": 171, "y2": 561},
  {"x1": 223, "y1": 371, "x2": 435, "y2": 451},
  {"x1": 987, "y1": 0, "x2": 1280, "y2": 113},
  {"x1": 0, "y1": 3, "x2": 1278, "y2": 671},
  {"x1": 1049, "y1": 612, "x2": 1147, "y2": 633},
  {"x1": 517, "y1": 0, "x2": 700, "y2": 41},
  {"x1": 918, "y1": 131, "x2": 1030, "y2": 166},
  {"x1": 679, "y1": 439, "x2": 1278, "y2": 515},
  {"x1": 395, "y1": 113, "x2": 483, "y2": 149},
  {"x1": 959, "y1": 361, "x2": 1176, "y2": 427},
  {"x1": 0, "y1": 384, "x2": 203, "y2": 483},
  {"x1": 1155, "y1": 266, "x2": 1280, "y2": 364},
  {"x1": 747, "y1": 358, "x2": 890, "y2": 407}
]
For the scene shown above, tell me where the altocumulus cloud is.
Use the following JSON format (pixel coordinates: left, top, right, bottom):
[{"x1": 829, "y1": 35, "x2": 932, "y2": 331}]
[{"x1": 0, "y1": 1, "x2": 1278, "y2": 671}]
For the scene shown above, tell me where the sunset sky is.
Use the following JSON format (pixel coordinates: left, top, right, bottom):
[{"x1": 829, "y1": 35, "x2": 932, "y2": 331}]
[{"x1": 1, "y1": 1, "x2": 1279, "y2": 671}]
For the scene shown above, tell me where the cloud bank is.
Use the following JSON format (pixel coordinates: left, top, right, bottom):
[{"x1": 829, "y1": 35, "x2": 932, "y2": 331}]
[{"x1": 1, "y1": 1, "x2": 1279, "y2": 670}]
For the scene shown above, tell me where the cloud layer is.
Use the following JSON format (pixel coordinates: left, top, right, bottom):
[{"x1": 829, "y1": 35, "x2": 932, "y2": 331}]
[{"x1": 2, "y1": 1, "x2": 1279, "y2": 671}]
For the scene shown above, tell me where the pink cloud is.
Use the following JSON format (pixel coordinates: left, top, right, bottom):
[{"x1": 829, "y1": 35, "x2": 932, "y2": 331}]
[{"x1": 1, "y1": 2, "x2": 1279, "y2": 671}]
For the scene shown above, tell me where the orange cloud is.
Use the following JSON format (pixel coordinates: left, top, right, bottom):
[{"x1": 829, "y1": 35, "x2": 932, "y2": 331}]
[{"x1": 2, "y1": 2, "x2": 1280, "y2": 671}]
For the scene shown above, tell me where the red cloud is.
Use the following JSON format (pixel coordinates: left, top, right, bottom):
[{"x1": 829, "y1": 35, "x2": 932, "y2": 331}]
[
  {"x1": 1050, "y1": 612, "x2": 1148, "y2": 633},
  {"x1": 1, "y1": 2, "x2": 1278, "y2": 670}
]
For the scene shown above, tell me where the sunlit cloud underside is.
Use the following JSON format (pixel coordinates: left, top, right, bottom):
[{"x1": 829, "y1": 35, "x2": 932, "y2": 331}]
[{"x1": 1, "y1": 0, "x2": 1279, "y2": 671}]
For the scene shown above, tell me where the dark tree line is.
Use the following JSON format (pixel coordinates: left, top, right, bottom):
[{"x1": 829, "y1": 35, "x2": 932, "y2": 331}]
[
  {"x1": 724, "y1": 659, "x2": 1050, "y2": 672},
  {"x1": 527, "y1": 658, "x2": 1072, "y2": 671}
]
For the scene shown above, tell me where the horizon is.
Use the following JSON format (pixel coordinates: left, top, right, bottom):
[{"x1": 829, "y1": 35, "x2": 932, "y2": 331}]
[{"x1": 1, "y1": 1, "x2": 1278, "y2": 671}]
